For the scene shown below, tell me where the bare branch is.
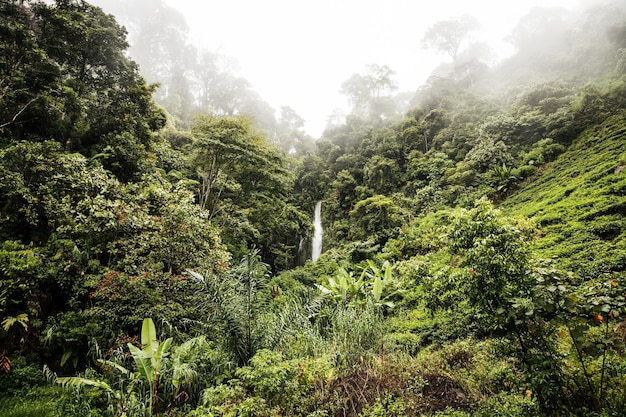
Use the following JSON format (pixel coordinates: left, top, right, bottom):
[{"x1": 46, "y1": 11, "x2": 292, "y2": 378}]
[{"x1": 0, "y1": 96, "x2": 40, "y2": 131}]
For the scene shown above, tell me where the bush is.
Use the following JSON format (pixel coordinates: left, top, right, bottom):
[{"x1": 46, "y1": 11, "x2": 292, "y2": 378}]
[
  {"x1": 0, "y1": 355, "x2": 46, "y2": 396},
  {"x1": 472, "y1": 393, "x2": 538, "y2": 417}
]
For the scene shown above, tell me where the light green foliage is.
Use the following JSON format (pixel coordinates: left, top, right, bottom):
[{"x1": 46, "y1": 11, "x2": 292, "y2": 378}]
[
  {"x1": 504, "y1": 112, "x2": 626, "y2": 277},
  {"x1": 464, "y1": 137, "x2": 512, "y2": 173},
  {"x1": 417, "y1": 339, "x2": 523, "y2": 398},
  {"x1": 195, "y1": 351, "x2": 333, "y2": 416},
  {"x1": 471, "y1": 394, "x2": 538, "y2": 417},
  {"x1": 235, "y1": 350, "x2": 298, "y2": 407},
  {"x1": 317, "y1": 260, "x2": 397, "y2": 309},
  {"x1": 446, "y1": 198, "x2": 535, "y2": 326},
  {"x1": 518, "y1": 138, "x2": 565, "y2": 167},
  {"x1": 383, "y1": 210, "x2": 450, "y2": 260},
  {"x1": 110, "y1": 176, "x2": 229, "y2": 275},
  {"x1": 415, "y1": 199, "x2": 535, "y2": 331},
  {"x1": 359, "y1": 395, "x2": 407, "y2": 417},
  {"x1": 318, "y1": 267, "x2": 366, "y2": 305},
  {"x1": 318, "y1": 303, "x2": 386, "y2": 368},
  {"x1": 190, "y1": 250, "x2": 307, "y2": 366},
  {"x1": 126, "y1": 318, "x2": 172, "y2": 416}
]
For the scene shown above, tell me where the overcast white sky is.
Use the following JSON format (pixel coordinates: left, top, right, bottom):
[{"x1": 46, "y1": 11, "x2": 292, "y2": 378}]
[{"x1": 161, "y1": 0, "x2": 583, "y2": 137}]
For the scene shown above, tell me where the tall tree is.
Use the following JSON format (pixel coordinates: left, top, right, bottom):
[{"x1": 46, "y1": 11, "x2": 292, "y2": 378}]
[
  {"x1": 340, "y1": 64, "x2": 398, "y2": 121},
  {"x1": 422, "y1": 15, "x2": 479, "y2": 63},
  {"x1": 0, "y1": 0, "x2": 166, "y2": 181},
  {"x1": 189, "y1": 116, "x2": 308, "y2": 270}
]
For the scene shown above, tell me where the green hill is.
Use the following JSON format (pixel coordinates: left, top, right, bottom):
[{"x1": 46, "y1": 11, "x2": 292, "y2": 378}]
[{"x1": 503, "y1": 112, "x2": 626, "y2": 277}]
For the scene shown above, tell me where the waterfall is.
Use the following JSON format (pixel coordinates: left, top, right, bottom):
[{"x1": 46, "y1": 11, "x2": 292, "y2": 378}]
[{"x1": 311, "y1": 201, "x2": 323, "y2": 261}]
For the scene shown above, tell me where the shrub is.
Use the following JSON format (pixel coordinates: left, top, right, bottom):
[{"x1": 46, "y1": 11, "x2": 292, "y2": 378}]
[{"x1": 0, "y1": 355, "x2": 46, "y2": 396}]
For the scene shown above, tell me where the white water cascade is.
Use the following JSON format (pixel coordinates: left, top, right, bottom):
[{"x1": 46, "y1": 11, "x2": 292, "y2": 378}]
[{"x1": 311, "y1": 201, "x2": 323, "y2": 261}]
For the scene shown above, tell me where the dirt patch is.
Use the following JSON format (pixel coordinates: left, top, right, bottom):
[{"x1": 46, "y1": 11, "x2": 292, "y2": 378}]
[
  {"x1": 420, "y1": 373, "x2": 467, "y2": 413},
  {"x1": 320, "y1": 366, "x2": 468, "y2": 416}
]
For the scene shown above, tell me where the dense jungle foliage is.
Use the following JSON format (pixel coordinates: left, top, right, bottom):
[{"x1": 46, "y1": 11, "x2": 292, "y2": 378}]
[{"x1": 1, "y1": 1, "x2": 626, "y2": 416}]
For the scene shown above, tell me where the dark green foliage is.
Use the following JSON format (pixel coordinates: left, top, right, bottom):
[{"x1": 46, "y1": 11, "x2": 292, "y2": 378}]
[
  {"x1": 189, "y1": 115, "x2": 309, "y2": 271},
  {"x1": 0, "y1": 355, "x2": 46, "y2": 396},
  {"x1": 0, "y1": 0, "x2": 166, "y2": 181}
]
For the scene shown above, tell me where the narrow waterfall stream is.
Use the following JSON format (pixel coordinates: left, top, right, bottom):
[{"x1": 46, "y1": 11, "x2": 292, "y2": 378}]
[{"x1": 311, "y1": 201, "x2": 323, "y2": 261}]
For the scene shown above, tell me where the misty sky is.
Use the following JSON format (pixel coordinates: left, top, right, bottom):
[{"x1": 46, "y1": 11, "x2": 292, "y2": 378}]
[{"x1": 160, "y1": 0, "x2": 584, "y2": 137}]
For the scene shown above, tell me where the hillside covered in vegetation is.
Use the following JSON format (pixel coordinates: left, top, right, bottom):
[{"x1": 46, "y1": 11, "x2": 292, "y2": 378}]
[{"x1": 1, "y1": 1, "x2": 626, "y2": 416}]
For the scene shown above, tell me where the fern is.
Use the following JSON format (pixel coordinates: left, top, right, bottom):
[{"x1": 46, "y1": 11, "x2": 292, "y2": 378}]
[{"x1": 2, "y1": 313, "x2": 28, "y2": 332}]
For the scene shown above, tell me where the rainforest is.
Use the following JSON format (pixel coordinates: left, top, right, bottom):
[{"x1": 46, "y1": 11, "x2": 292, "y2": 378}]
[{"x1": 1, "y1": 1, "x2": 626, "y2": 416}]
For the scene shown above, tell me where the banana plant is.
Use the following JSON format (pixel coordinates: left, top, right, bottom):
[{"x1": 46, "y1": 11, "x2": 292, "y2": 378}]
[
  {"x1": 56, "y1": 318, "x2": 207, "y2": 416},
  {"x1": 127, "y1": 318, "x2": 173, "y2": 417},
  {"x1": 316, "y1": 267, "x2": 366, "y2": 304},
  {"x1": 317, "y1": 260, "x2": 397, "y2": 308},
  {"x1": 363, "y1": 260, "x2": 396, "y2": 308}
]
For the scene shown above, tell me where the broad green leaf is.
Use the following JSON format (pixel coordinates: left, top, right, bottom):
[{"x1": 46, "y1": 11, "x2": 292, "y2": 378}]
[
  {"x1": 1, "y1": 314, "x2": 28, "y2": 332},
  {"x1": 383, "y1": 261, "x2": 392, "y2": 284},
  {"x1": 60, "y1": 351, "x2": 72, "y2": 367},
  {"x1": 153, "y1": 337, "x2": 173, "y2": 371},
  {"x1": 372, "y1": 276, "x2": 383, "y2": 302},
  {"x1": 128, "y1": 342, "x2": 153, "y2": 382},
  {"x1": 141, "y1": 318, "x2": 157, "y2": 349}
]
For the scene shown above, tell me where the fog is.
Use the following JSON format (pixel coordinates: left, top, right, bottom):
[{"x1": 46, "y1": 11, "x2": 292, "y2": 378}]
[{"x1": 92, "y1": 0, "x2": 612, "y2": 138}]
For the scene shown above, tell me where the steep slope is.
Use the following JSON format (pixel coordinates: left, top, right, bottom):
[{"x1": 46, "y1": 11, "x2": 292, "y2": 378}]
[{"x1": 503, "y1": 111, "x2": 626, "y2": 277}]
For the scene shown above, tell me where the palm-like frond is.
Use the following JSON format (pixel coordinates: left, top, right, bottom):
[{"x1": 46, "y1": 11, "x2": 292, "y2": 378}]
[
  {"x1": 97, "y1": 359, "x2": 131, "y2": 376},
  {"x1": 56, "y1": 376, "x2": 119, "y2": 397},
  {"x1": 171, "y1": 336, "x2": 206, "y2": 390}
]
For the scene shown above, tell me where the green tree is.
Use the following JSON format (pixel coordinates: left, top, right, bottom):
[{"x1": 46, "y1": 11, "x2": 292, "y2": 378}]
[
  {"x1": 275, "y1": 106, "x2": 315, "y2": 156},
  {"x1": 445, "y1": 198, "x2": 535, "y2": 325},
  {"x1": 349, "y1": 195, "x2": 403, "y2": 246},
  {"x1": 0, "y1": 1, "x2": 58, "y2": 139},
  {"x1": 364, "y1": 154, "x2": 400, "y2": 193},
  {"x1": 0, "y1": 0, "x2": 166, "y2": 181},
  {"x1": 190, "y1": 116, "x2": 307, "y2": 270}
]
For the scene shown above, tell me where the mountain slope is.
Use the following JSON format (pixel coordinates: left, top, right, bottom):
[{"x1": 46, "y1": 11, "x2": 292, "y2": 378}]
[{"x1": 503, "y1": 111, "x2": 626, "y2": 277}]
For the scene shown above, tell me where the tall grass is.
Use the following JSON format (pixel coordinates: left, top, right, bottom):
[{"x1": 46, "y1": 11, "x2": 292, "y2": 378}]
[{"x1": 0, "y1": 387, "x2": 58, "y2": 417}]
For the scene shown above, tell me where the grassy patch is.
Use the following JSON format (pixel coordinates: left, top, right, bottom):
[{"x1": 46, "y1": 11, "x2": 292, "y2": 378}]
[
  {"x1": 0, "y1": 387, "x2": 59, "y2": 417},
  {"x1": 504, "y1": 113, "x2": 626, "y2": 276}
]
